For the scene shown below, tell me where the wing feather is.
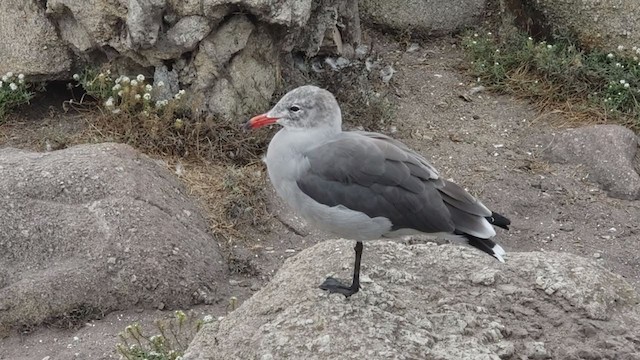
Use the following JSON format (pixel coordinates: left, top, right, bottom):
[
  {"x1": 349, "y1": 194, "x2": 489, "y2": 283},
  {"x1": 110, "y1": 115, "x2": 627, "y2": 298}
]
[{"x1": 297, "y1": 134, "x2": 454, "y2": 233}]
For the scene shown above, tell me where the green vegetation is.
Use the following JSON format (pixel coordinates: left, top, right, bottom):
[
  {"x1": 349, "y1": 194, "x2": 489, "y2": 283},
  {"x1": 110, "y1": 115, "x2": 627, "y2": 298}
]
[
  {"x1": 116, "y1": 310, "x2": 214, "y2": 360},
  {"x1": 0, "y1": 72, "x2": 34, "y2": 120},
  {"x1": 462, "y1": 29, "x2": 640, "y2": 130},
  {"x1": 70, "y1": 67, "x2": 270, "y2": 165}
]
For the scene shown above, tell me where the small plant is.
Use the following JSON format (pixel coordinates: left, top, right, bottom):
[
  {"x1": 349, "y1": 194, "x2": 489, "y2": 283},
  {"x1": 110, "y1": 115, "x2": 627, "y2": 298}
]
[
  {"x1": 0, "y1": 72, "x2": 34, "y2": 120},
  {"x1": 73, "y1": 68, "x2": 185, "y2": 118},
  {"x1": 116, "y1": 310, "x2": 214, "y2": 360},
  {"x1": 70, "y1": 67, "x2": 270, "y2": 165},
  {"x1": 462, "y1": 29, "x2": 640, "y2": 130}
]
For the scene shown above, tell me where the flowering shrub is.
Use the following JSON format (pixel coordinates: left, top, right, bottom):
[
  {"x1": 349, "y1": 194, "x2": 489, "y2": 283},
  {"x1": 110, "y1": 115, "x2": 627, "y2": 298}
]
[
  {"x1": 75, "y1": 69, "x2": 186, "y2": 122},
  {"x1": 462, "y1": 30, "x2": 640, "y2": 129},
  {"x1": 0, "y1": 72, "x2": 34, "y2": 120},
  {"x1": 116, "y1": 310, "x2": 214, "y2": 360},
  {"x1": 70, "y1": 66, "x2": 270, "y2": 165}
]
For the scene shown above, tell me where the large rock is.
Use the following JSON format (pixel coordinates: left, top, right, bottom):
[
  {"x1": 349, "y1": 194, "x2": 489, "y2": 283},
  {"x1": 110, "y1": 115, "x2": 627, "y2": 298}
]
[
  {"x1": 192, "y1": 16, "x2": 279, "y2": 119},
  {"x1": 543, "y1": 125, "x2": 640, "y2": 200},
  {"x1": 359, "y1": 0, "x2": 486, "y2": 36},
  {"x1": 0, "y1": 143, "x2": 226, "y2": 332},
  {"x1": 184, "y1": 239, "x2": 640, "y2": 359},
  {"x1": 0, "y1": 0, "x2": 72, "y2": 79},
  {"x1": 511, "y1": 0, "x2": 640, "y2": 53},
  {"x1": 0, "y1": 0, "x2": 360, "y2": 120}
]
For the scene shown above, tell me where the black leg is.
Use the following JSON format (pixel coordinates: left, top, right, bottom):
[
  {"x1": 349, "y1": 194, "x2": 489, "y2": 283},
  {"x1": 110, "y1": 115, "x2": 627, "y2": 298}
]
[{"x1": 319, "y1": 241, "x2": 363, "y2": 297}]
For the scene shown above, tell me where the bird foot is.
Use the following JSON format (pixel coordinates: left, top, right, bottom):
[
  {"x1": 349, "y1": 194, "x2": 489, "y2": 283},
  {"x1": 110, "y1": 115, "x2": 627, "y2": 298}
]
[{"x1": 319, "y1": 276, "x2": 360, "y2": 297}]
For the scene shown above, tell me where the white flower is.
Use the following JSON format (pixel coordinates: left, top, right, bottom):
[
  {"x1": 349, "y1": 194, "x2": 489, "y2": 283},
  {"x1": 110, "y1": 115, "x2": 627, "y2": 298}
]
[
  {"x1": 118, "y1": 90, "x2": 124, "y2": 97},
  {"x1": 624, "y1": 83, "x2": 630, "y2": 88},
  {"x1": 134, "y1": 94, "x2": 141, "y2": 100},
  {"x1": 474, "y1": 33, "x2": 478, "y2": 37},
  {"x1": 528, "y1": 37, "x2": 533, "y2": 41},
  {"x1": 618, "y1": 45, "x2": 624, "y2": 51},
  {"x1": 0, "y1": 81, "x2": 3, "y2": 88},
  {"x1": 174, "y1": 89, "x2": 186, "y2": 99},
  {"x1": 1, "y1": 75, "x2": 7, "y2": 82},
  {"x1": 98, "y1": 73, "x2": 105, "y2": 79},
  {"x1": 105, "y1": 97, "x2": 114, "y2": 107},
  {"x1": 202, "y1": 315, "x2": 214, "y2": 322},
  {"x1": 130, "y1": 79, "x2": 138, "y2": 87},
  {"x1": 73, "y1": 74, "x2": 80, "y2": 81},
  {"x1": 18, "y1": 74, "x2": 24, "y2": 80},
  {"x1": 155, "y1": 100, "x2": 165, "y2": 108},
  {"x1": 472, "y1": 41, "x2": 477, "y2": 45},
  {"x1": 121, "y1": 76, "x2": 130, "y2": 84},
  {"x1": 112, "y1": 84, "x2": 121, "y2": 91},
  {"x1": 6, "y1": 72, "x2": 14, "y2": 78},
  {"x1": 136, "y1": 74, "x2": 145, "y2": 82},
  {"x1": 634, "y1": 46, "x2": 638, "y2": 51},
  {"x1": 547, "y1": 44, "x2": 552, "y2": 49},
  {"x1": 145, "y1": 84, "x2": 153, "y2": 92},
  {"x1": 607, "y1": 53, "x2": 614, "y2": 59},
  {"x1": 616, "y1": 63, "x2": 622, "y2": 67},
  {"x1": 143, "y1": 93, "x2": 151, "y2": 101},
  {"x1": 9, "y1": 83, "x2": 17, "y2": 91},
  {"x1": 157, "y1": 81, "x2": 165, "y2": 87},
  {"x1": 494, "y1": 62, "x2": 499, "y2": 66},
  {"x1": 106, "y1": 69, "x2": 111, "y2": 75},
  {"x1": 18, "y1": 79, "x2": 24, "y2": 84}
]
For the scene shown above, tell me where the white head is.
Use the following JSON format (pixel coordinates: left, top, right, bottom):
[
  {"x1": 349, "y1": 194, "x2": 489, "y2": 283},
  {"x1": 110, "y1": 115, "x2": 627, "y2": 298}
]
[{"x1": 245, "y1": 85, "x2": 342, "y2": 132}]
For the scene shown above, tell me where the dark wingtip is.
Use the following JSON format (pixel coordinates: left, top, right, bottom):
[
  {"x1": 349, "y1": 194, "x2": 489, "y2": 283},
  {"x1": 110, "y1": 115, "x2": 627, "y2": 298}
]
[
  {"x1": 486, "y1": 212, "x2": 511, "y2": 230},
  {"x1": 456, "y1": 231, "x2": 506, "y2": 262}
]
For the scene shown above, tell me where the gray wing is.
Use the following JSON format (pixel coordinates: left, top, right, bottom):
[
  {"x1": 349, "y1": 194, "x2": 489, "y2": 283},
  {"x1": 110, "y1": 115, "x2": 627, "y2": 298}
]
[{"x1": 296, "y1": 133, "x2": 455, "y2": 234}]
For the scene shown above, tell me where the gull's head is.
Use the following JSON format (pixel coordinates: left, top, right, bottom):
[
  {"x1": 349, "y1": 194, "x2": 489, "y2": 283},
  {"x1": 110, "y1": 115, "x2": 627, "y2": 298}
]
[{"x1": 245, "y1": 85, "x2": 341, "y2": 132}]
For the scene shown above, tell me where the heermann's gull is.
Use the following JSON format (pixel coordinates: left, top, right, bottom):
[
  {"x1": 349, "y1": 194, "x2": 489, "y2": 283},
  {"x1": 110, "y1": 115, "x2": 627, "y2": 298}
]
[{"x1": 245, "y1": 85, "x2": 511, "y2": 297}]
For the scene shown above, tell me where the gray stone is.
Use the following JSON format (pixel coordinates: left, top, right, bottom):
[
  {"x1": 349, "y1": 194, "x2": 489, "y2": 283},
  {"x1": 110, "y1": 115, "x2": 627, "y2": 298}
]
[
  {"x1": 183, "y1": 240, "x2": 640, "y2": 359},
  {"x1": 514, "y1": 0, "x2": 640, "y2": 54},
  {"x1": 153, "y1": 65, "x2": 180, "y2": 101},
  {"x1": 35, "y1": 0, "x2": 360, "y2": 119},
  {"x1": 543, "y1": 125, "x2": 640, "y2": 200},
  {"x1": 205, "y1": 26, "x2": 278, "y2": 119},
  {"x1": 0, "y1": 0, "x2": 72, "y2": 79},
  {"x1": 0, "y1": 143, "x2": 227, "y2": 332},
  {"x1": 194, "y1": 15, "x2": 255, "y2": 83},
  {"x1": 46, "y1": 0, "x2": 127, "y2": 55},
  {"x1": 359, "y1": 0, "x2": 486, "y2": 35},
  {"x1": 167, "y1": 16, "x2": 212, "y2": 52},
  {"x1": 126, "y1": 0, "x2": 166, "y2": 50},
  {"x1": 190, "y1": 16, "x2": 278, "y2": 119}
]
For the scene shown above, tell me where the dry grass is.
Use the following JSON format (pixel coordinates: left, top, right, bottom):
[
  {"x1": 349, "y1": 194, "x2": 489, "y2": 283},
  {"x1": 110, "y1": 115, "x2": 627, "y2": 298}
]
[
  {"x1": 166, "y1": 158, "x2": 271, "y2": 244},
  {"x1": 65, "y1": 99, "x2": 273, "y2": 166}
]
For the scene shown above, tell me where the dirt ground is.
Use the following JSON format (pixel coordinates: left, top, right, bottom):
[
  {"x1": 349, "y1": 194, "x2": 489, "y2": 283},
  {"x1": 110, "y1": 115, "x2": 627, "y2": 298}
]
[{"x1": 1, "y1": 32, "x2": 639, "y2": 359}]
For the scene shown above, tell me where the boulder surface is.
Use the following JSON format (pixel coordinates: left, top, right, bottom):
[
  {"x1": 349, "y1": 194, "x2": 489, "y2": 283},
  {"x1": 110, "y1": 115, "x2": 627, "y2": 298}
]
[
  {"x1": 0, "y1": 143, "x2": 226, "y2": 332},
  {"x1": 184, "y1": 239, "x2": 640, "y2": 359},
  {"x1": 543, "y1": 124, "x2": 640, "y2": 200},
  {"x1": 359, "y1": 0, "x2": 486, "y2": 36}
]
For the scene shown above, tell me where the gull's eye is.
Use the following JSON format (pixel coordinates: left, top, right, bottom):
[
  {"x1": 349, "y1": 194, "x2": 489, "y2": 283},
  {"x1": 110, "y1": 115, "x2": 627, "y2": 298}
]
[{"x1": 289, "y1": 105, "x2": 300, "y2": 112}]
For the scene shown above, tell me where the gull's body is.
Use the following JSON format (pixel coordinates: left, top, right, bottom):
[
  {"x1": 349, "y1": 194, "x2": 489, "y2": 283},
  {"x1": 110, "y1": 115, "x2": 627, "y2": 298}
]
[{"x1": 246, "y1": 85, "x2": 510, "y2": 297}]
